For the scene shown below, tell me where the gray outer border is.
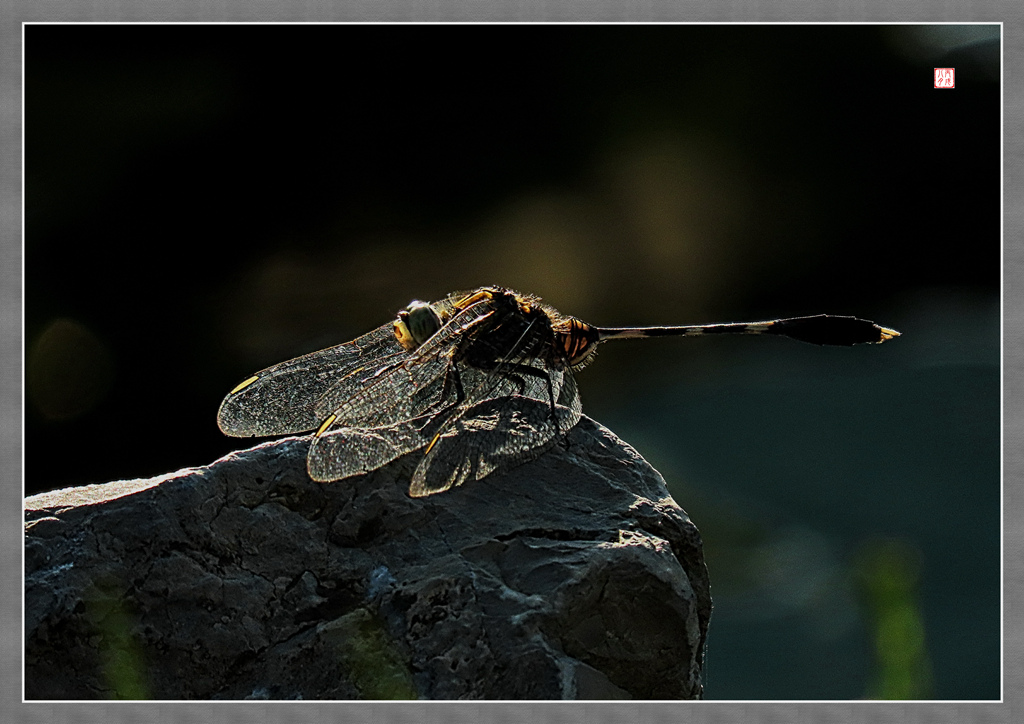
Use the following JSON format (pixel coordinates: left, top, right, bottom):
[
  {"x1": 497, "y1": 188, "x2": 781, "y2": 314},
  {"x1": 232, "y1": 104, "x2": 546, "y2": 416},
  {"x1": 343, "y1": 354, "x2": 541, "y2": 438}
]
[{"x1": 5, "y1": 2, "x2": 1016, "y2": 722}]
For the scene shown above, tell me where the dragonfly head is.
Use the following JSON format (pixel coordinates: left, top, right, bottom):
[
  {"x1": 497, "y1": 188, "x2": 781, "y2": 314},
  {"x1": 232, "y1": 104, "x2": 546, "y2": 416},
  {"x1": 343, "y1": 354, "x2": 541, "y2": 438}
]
[{"x1": 394, "y1": 300, "x2": 443, "y2": 352}]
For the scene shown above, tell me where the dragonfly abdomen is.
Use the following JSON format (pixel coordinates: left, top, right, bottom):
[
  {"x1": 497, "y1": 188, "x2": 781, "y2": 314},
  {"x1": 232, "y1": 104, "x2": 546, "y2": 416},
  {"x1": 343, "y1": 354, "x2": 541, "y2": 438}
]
[{"x1": 553, "y1": 316, "x2": 602, "y2": 369}]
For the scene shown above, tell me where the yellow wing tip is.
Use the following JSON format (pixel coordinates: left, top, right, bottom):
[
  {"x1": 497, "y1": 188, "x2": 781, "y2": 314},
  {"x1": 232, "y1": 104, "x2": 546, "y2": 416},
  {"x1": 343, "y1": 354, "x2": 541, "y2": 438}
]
[
  {"x1": 229, "y1": 375, "x2": 260, "y2": 395},
  {"x1": 424, "y1": 432, "x2": 442, "y2": 455},
  {"x1": 315, "y1": 414, "x2": 338, "y2": 437}
]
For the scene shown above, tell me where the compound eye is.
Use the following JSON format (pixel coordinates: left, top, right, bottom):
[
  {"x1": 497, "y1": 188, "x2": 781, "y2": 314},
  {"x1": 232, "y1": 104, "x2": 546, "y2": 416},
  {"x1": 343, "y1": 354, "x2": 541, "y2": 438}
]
[
  {"x1": 393, "y1": 315, "x2": 416, "y2": 351},
  {"x1": 393, "y1": 301, "x2": 442, "y2": 351}
]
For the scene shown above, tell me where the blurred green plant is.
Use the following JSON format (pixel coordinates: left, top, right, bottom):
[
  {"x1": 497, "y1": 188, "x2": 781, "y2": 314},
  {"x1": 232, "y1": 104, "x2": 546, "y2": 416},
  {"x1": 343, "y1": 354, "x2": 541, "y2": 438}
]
[
  {"x1": 83, "y1": 575, "x2": 150, "y2": 699},
  {"x1": 322, "y1": 608, "x2": 418, "y2": 699},
  {"x1": 854, "y1": 538, "x2": 934, "y2": 699}
]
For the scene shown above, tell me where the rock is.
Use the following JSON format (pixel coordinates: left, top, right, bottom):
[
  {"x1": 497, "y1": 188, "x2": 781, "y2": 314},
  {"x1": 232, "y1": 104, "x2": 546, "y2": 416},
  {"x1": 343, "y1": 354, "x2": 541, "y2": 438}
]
[{"x1": 24, "y1": 414, "x2": 711, "y2": 700}]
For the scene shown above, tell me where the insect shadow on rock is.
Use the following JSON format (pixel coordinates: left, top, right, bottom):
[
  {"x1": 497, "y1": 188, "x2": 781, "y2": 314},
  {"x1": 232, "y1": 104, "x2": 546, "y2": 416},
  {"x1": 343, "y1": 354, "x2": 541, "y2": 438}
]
[{"x1": 218, "y1": 286, "x2": 900, "y2": 497}]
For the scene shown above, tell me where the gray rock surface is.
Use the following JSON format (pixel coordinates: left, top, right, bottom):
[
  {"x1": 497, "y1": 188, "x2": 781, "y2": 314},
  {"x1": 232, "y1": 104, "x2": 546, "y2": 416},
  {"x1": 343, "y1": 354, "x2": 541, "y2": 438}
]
[{"x1": 25, "y1": 415, "x2": 711, "y2": 700}]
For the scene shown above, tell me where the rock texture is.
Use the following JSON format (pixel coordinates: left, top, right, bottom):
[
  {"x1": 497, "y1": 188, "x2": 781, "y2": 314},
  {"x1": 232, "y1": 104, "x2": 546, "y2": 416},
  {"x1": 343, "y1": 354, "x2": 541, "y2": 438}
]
[{"x1": 25, "y1": 415, "x2": 711, "y2": 700}]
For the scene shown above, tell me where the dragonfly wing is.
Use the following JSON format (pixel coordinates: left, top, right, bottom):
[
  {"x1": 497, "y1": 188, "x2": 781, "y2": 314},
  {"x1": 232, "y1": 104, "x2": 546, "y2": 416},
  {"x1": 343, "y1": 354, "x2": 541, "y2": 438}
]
[
  {"x1": 306, "y1": 416, "x2": 433, "y2": 482},
  {"x1": 405, "y1": 330, "x2": 584, "y2": 497},
  {"x1": 555, "y1": 368, "x2": 583, "y2": 428},
  {"x1": 403, "y1": 311, "x2": 583, "y2": 495},
  {"x1": 217, "y1": 322, "x2": 403, "y2": 437},
  {"x1": 312, "y1": 296, "x2": 499, "y2": 430},
  {"x1": 303, "y1": 297, "x2": 505, "y2": 483},
  {"x1": 407, "y1": 383, "x2": 581, "y2": 497},
  {"x1": 220, "y1": 296, "x2": 495, "y2": 438}
]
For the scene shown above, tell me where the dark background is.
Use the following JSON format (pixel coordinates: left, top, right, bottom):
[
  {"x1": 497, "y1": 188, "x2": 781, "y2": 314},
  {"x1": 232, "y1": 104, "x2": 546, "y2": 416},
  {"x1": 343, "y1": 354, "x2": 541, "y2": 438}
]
[{"x1": 25, "y1": 25, "x2": 1000, "y2": 700}]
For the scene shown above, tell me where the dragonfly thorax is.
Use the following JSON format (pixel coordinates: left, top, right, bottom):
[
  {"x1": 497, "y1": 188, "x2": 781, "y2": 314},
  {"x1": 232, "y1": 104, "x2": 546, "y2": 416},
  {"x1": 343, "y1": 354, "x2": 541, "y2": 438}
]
[{"x1": 456, "y1": 289, "x2": 560, "y2": 372}]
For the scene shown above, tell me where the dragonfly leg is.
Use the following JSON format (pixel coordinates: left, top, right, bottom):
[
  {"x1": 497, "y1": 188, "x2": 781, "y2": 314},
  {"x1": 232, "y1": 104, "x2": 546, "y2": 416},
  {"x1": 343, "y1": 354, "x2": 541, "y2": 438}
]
[
  {"x1": 494, "y1": 363, "x2": 564, "y2": 443},
  {"x1": 439, "y1": 360, "x2": 467, "y2": 407},
  {"x1": 419, "y1": 361, "x2": 467, "y2": 437}
]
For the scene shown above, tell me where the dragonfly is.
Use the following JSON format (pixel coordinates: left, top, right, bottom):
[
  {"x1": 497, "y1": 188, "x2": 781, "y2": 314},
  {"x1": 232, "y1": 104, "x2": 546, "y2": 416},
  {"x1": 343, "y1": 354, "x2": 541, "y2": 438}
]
[{"x1": 218, "y1": 286, "x2": 900, "y2": 497}]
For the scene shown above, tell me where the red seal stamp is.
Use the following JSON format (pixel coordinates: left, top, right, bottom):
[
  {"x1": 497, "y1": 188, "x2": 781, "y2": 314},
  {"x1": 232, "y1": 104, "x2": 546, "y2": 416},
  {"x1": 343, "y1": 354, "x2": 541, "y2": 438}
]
[{"x1": 934, "y1": 68, "x2": 955, "y2": 88}]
